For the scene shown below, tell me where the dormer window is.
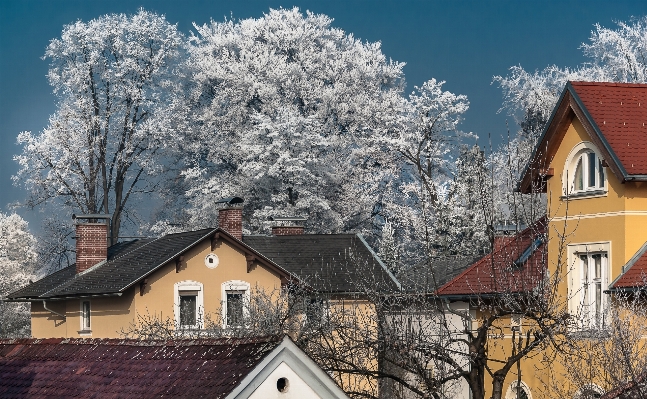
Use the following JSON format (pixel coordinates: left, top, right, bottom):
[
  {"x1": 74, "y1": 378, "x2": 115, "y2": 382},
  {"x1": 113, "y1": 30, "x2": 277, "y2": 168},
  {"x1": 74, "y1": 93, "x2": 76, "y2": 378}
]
[{"x1": 564, "y1": 142, "x2": 607, "y2": 198}]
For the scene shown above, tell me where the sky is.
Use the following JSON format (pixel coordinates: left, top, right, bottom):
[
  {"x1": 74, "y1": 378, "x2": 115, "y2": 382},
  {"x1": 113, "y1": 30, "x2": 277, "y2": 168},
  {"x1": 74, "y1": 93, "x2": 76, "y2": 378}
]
[{"x1": 1, "y1": 0, "x2": 647, "y2": 224}]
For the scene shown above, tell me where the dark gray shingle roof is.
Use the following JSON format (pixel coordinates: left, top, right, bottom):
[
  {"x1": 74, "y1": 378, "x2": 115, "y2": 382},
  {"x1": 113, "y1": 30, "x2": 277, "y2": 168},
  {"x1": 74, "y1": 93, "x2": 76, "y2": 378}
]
[
  {"x1": 243, "y1": 234, "x2": 400, "y2": 293},
  {"x1": 8, "y1": 229, "x2": 215, "y2": 300},
  {"x1": 8, "y1": 230, "x2": 399, "y2": 300}
]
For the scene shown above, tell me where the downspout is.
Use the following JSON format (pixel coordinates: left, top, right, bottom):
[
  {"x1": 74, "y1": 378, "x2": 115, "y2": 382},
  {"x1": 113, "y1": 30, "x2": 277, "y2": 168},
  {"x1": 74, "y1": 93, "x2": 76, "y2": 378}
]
[{"x1": 43, "y1": 300, "x2": 66, "y2": 320}]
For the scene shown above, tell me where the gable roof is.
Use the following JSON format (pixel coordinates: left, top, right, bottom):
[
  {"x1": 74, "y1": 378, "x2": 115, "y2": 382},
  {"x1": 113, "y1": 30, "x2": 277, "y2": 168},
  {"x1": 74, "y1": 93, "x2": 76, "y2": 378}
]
[
  {"x1": 609, "y1": 241, "x2": 647, "y2": 291},
  {"x1": 0, "y1": 336, "x2": 281, "y2": 398},
  {"x1": 243, "y1": 234, "x2": 400, "y2": 293},
  {"x1": 520, "y1": 81, "x2": 647, "y2": 194},
  {"x1": 6, "y1": 228, "x2": 294, "y2": 301},
  {"x1": 436, "y1": 219, "x2": 547, "y2": 297},
  {"x1": 7, "y1": 229, "x2": 396, "y2": 301}
]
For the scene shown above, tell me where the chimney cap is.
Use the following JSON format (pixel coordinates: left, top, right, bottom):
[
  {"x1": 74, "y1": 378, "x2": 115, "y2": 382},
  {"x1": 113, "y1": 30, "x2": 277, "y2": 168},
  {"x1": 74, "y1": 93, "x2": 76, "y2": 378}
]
[
  {"x1": 269, "y1": 217, "x2": 307, "y2": 222},
  {"x1": 216, "y1": 197, "x2": 244, "y2": 206},
  {"x1": 72, "y1": 214, "x2": 112, "y2": 220}
]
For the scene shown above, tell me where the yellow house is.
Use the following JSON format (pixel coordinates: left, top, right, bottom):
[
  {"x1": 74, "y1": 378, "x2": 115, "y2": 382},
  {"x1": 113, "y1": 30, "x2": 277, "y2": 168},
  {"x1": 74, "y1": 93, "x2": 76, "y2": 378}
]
[
  {"x1": 424, "y1": 81, "x2": 647, "y2": 399},
  {"x1": 7, "y1": 199, "x2": 399, "y2": 340}
]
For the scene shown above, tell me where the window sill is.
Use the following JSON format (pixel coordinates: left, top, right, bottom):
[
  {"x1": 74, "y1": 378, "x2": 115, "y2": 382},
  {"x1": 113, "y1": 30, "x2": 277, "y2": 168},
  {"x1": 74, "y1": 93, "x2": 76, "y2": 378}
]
[
  {"x1": 560, "y1": 190, "x2": 607, "y2": 201},
  {"x1": 78, "y1": 330, "x2": 92, "y2": 336}
]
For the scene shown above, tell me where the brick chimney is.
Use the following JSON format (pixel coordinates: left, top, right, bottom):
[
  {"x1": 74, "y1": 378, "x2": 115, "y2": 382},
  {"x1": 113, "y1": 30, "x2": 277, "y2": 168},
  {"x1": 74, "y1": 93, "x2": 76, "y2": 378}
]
[
  {"x1": 271, "y1": 226, "x2": 304, "y2": 236},
  {"x1": 218, "y1": 207, "x2": 243, "y2": 240},
  {"x1": 75, "y1": 222, "x2": 108, "y2": 274}
]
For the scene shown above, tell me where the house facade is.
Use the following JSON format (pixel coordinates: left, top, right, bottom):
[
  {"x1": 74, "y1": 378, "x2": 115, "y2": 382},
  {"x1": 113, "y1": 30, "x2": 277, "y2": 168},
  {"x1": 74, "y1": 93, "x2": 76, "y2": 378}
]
[{"x1": 7, "y1": 200, "x2": 398, "y2": 340}]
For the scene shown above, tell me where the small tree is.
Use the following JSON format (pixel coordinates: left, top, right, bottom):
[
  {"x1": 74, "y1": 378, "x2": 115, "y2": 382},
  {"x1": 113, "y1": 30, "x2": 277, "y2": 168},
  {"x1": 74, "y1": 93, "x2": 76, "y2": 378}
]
[{"x1": 0, "y1": 213, "x2": 37, "y2": 338}]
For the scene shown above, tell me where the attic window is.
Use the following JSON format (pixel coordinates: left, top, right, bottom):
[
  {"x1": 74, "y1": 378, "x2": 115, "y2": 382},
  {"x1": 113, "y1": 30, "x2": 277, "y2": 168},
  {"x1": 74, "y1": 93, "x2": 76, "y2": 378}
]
[
  {"x1": 174, "y1": 281, "x2": 204, "y2": 330},
  {"x1": 564, "y1": 142, "x2": 607, "y2": 198},
  {"x1": 514, "y1": 237, "x2": 543, "y2": 267}
]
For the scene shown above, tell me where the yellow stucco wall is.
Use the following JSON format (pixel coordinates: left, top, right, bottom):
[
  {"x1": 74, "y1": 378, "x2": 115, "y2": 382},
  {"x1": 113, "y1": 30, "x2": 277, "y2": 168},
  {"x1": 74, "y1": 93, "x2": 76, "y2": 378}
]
[{"x1": 482, "y1": 114, "x2": 647, "y2": 398}]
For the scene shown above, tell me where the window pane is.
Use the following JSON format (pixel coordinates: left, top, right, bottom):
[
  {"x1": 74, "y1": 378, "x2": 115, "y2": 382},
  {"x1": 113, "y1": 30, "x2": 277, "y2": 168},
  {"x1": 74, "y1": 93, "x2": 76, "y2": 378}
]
[
  {"x1": 82, "y1": 301, "x2": 91, "y2": 329},
  {"x1": 594, "y1": 255, "x2": 601, "y2": 279},
  {"x1": 598, "y1": 159, "x2": 604, "y2": 188},
  {"x1": 596, "y1": 283, "x2": 602, "y2": 319},
  {"x1": 180, "y1": 295, "x2": 197, "y2": 326},
  {"x1": 588, "y1": 152, "x2": 596, "y2": 187},
  {"x1": 575, "y1": 158, "x2": 584, "y2": 191},
  {"x1": 227, "y1": 292, "x2": 244, "y2": 327},
  {"x1": 580, "y1": 255, "x2": 589, "y2": 281}
]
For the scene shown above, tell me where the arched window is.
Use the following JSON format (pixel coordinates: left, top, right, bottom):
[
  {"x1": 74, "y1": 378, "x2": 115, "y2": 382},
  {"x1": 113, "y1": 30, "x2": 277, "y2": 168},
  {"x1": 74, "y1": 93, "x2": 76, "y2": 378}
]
[
  {"x1": 575, "y1": 384, "x2": 603, "y2": 399},
  {"x1": 505, "y1": 381, "x2": 532, "y2": 399},
  {"x1": 564, "y1": 142, "x2": 606, "y2": 196}
]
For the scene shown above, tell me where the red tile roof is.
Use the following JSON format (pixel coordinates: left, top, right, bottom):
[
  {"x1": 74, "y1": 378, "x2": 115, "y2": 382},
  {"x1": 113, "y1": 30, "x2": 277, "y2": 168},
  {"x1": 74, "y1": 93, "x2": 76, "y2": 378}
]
[
  {"x1": 436, "y1": 220, "x2": 547, "y2": 296},
  {"x1": 570, "y1": 82, "x2": 647, "y2": 175},
  {"x1": 611, "y1": 242, "x2": 647, "y2": 289},
  {"x1": 0, "y1": 336, "x2": 281, "y2": 398}
]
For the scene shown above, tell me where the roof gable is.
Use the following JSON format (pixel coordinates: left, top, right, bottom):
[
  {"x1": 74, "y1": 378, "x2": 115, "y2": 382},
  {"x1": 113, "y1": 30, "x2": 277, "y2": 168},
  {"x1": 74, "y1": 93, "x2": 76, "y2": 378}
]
[
  {"x1": 436, "y1": 219, "x2": 547, "y2": 297},
  {"x1": 519, "y1": 81, "x2": 647, "y2": 193},
  {"x1": 226, "y1": 336, "x2": 349, "y2": 399}
]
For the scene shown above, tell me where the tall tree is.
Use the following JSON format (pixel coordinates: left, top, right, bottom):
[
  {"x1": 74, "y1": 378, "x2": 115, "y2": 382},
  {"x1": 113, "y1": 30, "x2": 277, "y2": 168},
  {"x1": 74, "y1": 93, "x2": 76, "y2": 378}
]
[
  {"x1": 162, "y1": 7, "x2": 407, "y2": 235},
  {"x1": 14, "y1": 9, "x2": 186, "y2": 245}
]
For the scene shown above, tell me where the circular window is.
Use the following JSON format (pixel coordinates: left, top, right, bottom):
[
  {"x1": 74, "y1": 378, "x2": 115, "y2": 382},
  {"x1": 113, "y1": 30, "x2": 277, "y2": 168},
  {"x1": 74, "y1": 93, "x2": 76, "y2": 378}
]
[
  {"x1": 204, "y1": 253, "x2": 219, "y2": 269},
  {"x1": 277, "y1": 377, "x2": 289, "y2": 393}
]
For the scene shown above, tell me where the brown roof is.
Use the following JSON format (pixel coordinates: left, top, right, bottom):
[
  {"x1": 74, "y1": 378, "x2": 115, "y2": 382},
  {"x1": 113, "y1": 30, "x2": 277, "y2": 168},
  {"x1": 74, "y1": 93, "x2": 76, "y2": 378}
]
[
  {"x1": 610, "y1": 242, "x2": 647, "y2": 290},
  {"x1": 600, "y1": 371, "x2": 647, "y2": 399},
  {"x1": 436, "y1": 220, "x2": 547, "y2": 297},
  {"x1": 519, "y1": 81, "x2": 647, "y2": 194},
  {"x1": 0, "y1": 336, "x2": 281, "y2": 398}
]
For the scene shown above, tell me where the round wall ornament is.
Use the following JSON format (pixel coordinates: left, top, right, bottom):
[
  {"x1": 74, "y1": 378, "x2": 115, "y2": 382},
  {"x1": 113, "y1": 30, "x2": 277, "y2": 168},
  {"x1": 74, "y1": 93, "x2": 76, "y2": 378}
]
[{"x1": 205, "y1": 253, "x2": 219, "y2": 269}]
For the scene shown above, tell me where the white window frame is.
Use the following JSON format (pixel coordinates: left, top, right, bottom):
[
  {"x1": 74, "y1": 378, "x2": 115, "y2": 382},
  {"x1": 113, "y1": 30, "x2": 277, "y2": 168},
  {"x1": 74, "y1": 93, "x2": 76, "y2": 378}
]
[
  {"x1": 505, "y1": 381, "x2": 532, "y2": 399},
  {"x1": 563, "y1": 142, "x2": 607, "y2": 198},
  {"x1": 174, "y1": 280, "x2": 204, "y2": 329},
  {"x1": 221, "y1": 280, "x2": 250, "y2": 328},
  {"x1": 567, "y1": 242, "x2": 610, "y2": 330},
  {"x1": 79, "y1": 300, "x2": 91, "y2": 334}
]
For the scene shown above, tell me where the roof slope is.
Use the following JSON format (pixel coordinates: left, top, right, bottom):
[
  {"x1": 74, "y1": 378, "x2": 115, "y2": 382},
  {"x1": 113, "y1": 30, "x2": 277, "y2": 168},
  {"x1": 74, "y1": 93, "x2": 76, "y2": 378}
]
[
  {"x1": 571, "y1": 81, "x2": 647, "y2": 175},
  {"x1": 519, "y1": 81, "x2": 647, "y2": 193},
  {"x1": 8, "y1": 229, "x2": 217, "y2": 300},
  {"x1": 437, "y1": 220, "x2": 547, "y2": 296},
  {"x1": 398, "y1": 257, "x2": 479, "y2": 293},
  {"x1": 243, "y1": 234, "x2": 400, "y2": 293},
  {"x1": 610, "y1": 241, "x2": 647, "y2": 290},
  {"x1": 0, "y1": 336, "x2": 280, "y2": 398}
]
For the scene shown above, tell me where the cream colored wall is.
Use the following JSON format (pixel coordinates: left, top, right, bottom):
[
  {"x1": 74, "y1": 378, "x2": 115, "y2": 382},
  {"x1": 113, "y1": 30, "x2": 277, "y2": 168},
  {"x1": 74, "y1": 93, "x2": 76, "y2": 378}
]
[
  {"x1": 31, "y1": 290, "x2": 135, "y2": 338},
  {"x1": 30, "y1": 237, "x2": 284, "y2": 338},
  {"x1": 134, "y1": 239, "x2": 283, "y2": 324}
]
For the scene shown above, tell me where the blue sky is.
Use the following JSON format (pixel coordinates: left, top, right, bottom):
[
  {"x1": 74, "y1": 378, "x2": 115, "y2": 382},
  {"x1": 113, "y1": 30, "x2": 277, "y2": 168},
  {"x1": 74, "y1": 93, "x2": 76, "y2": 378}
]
[{"x1": 1, "y1": 0, "x2": 647, "y2": 222}]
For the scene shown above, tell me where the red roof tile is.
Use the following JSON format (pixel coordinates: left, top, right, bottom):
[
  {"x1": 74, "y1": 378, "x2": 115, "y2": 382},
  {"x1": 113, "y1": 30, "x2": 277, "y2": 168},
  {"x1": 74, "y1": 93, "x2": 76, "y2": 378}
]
[
  {"x1": 611, "y1": 242, "x2": 647, "y2": 289},
  {"x1": 0, "y1": 336, "x2": 281, "y2": 398},
  {"x1": 436, "y1": 220, "x2": 547, "y2": 296},
  {"x1": 570, "y1": 82, "x2": 647, "y2": 175}
]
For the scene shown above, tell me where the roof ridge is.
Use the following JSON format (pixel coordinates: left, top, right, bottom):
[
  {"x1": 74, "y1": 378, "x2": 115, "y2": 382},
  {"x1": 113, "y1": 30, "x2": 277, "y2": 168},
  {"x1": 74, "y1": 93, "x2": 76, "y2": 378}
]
[{"x1": 570, "y1": 81, "x2": 647, "y2": 88}]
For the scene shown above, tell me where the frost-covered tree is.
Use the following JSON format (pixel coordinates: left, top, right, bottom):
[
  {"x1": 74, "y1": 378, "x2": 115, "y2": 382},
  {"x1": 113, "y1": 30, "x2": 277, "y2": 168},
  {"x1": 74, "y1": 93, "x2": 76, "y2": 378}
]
[
  {"x1": 0, "y1": 213, "x2": 37, "y2": 338},
  {"x1": 14, "y1": 9, "x2": 186, "y2": 245},
  {"x1": 378, "y1": 79, "x2": 471, "y2": 262},
  {"x1": 494, "y1": 16, "x2": 647, "y2": 140},
  {"x1": 165, "y1": 7, "x2": 406, "y2": 235},
  {"x1": 378, "y1": 219, "x2": 399, "y2": 275}
]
